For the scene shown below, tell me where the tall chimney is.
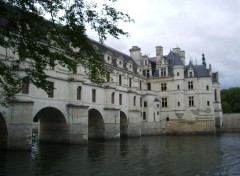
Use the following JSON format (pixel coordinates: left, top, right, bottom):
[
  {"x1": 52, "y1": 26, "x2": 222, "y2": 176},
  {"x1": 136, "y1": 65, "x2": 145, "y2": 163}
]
[{"x1": 129, "y1": 46, "x2": 141, "y2": 65}]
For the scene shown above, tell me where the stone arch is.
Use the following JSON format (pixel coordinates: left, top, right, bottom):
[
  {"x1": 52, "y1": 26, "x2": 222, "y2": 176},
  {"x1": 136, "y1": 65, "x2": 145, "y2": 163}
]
[
  {"x1": 120, "y1": 111, "x2": 128, "y2": 138},
  {"x1": 34, "y1": 107, "x2": 68, "y2": 144},
  {"x1": 88, "y1": 109, "x2": 105, "y2": 140},
  {"x1": 0, "y1": 113, "x2": 7, "y2": 149}
]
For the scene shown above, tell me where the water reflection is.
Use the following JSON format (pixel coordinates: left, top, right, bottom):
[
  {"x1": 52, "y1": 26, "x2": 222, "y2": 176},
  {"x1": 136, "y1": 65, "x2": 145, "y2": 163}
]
[{"x1": 1, "y1": 134, "x2": 240, "y2": 175}]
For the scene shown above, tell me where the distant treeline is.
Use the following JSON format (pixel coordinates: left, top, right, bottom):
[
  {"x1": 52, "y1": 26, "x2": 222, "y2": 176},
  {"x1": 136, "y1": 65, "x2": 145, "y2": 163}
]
[{"x1": 221, "y1": 87, "x2": 240, "y2": 113}]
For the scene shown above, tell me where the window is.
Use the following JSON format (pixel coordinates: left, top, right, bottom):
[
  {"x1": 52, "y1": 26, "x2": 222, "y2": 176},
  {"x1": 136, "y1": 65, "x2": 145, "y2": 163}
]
[
  {"x1": 147, "y1": 83, "x2": 151, "y2": 90},
  {"x1": 157, "y1": 111, "x2": 159, "y2": 115},
  {"x1": 77, "y1": 86, "x2": 82, "y2": 100},
  {"x1": 139, "y1": 81, "x2": 142, "y2": 90},
  {"x1": 161, "y1": 68, "x2": 166, "y2": 77},
  {"x1": 133, "y1": 96, "x2": 136, "y2": 106},
  {"x1": 111, "y1": 92, "x2": 115, "y2": 104},
  {"x1": 206, "y1": 85, "x2": 209, "y2": 91},
  {"x1": 146, "y1": 70, "x2": 150, "y2": 77},
  {"x1": 107, "y1": 72, "x2": 110, "y2": 82},
  {"x1": 141, "y1": 112, "x2": 142, "y2": 117},
  {"x1": 189, "y1": 71, "x2": 193, "y2": 77},
  {"x1": 207, "y1": 101, "x2": 210, "y2": 106},
  {"x1": 92, "y1": 89, "x2": 96, "y2": 102},
  {"x1": 119, "y1": 75, "x2": 122, "y2": 86},
  {"x1": 143, "y1": 112, "x2": 146, "y2": 120},
  {"x1": 157, "y1": 104, "x2": 160, "y2": 107},
  {"x1": 162, "y1": 98, "x2": 167, "y2": 108},
  {"x1": 22, "y1": 78, "x2": 29, "y2": 94},
  {"x1": 189, "y1": 96, "x2": 194, "y2": 106},
  {"x1": 48, "y1": 82, "x2": 54, "y2": 98},
  {"x1": 188, "y1": 81, "x2": 193, "y2": 90},
  {"x1": 140, "y1": 97, "x2": 142, "y2": 107},
  {"x1": 215, "y1": 89, "x2": 218, "y2": 102},
  {"x1": 119, "y1": 94, "x2": 122, "y2": 105},
  {"x1": 166, "y1": 117, "x2": 169, "y2": 121},
  {"x1": 177, "y1": 85, "x2": 180, "y2": 90},
  {"x1": 177, "y1": 72, "x2": 179, "y2": 76},
  {"x1": 161, "y1": 83, "x2": 167, "y2": 91},
  {"x1": 178, "y1": 102, "x2": 180, "y2": 107},
  {"x1": 49, "y1": 61, "x2": 55, "y2": 70},
  {"x1": 129, "y1": 78, "x2": 132, "y2": 87},
  {"x1": 144, "y1": 101, "x2": 147, "y2": 107}
]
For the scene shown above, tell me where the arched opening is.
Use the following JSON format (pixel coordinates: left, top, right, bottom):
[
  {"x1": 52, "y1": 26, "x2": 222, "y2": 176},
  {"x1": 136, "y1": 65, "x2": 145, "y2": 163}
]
[
  {"x1": 0, "y1": 113, "x2": 7, "y2": 149},
  {"x1": 34, "y1": 107, "x2": 68, "y2": 144},
  {"x1": 120, "y1": 111, "x2": 128, "y2": 138},
  {"x1": 88, "y1": 109, "x2": 105, "y2": 140}
]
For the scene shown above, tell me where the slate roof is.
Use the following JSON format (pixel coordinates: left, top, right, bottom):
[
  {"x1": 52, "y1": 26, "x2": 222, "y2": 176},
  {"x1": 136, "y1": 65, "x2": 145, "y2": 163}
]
[
  {"x1": 190, "y1": 65, "x2": 211, "y2": 77},
  {"x1": 148, "y1": 50, "x2": 211, "y2": 78},
  {"x1": 91, "y1": 39, "x2": 140, "y2": 74}
]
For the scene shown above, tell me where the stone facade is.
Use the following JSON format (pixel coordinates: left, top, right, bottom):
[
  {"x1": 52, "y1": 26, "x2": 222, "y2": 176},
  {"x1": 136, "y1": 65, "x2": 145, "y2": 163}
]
[{"x1": 0, "y1": 40, "x2": 222, "y2": 150}]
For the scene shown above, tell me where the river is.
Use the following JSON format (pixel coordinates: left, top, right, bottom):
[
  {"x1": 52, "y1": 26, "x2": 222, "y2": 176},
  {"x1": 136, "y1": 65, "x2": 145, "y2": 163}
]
[{"x1": 0, "y1": 133, "x2": 240, "y2": 176}]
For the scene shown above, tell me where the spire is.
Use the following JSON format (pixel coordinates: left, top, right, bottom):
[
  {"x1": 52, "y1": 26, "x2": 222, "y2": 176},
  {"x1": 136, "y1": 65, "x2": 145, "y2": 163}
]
[{"x1": 202, "y1": 54, "x2": 206, "y2": 66}]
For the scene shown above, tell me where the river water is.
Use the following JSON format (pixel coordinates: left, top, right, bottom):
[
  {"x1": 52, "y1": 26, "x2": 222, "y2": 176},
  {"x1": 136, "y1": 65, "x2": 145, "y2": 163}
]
[{"x1": 0, "y1": 133, "x2": 240, "y2": 176}]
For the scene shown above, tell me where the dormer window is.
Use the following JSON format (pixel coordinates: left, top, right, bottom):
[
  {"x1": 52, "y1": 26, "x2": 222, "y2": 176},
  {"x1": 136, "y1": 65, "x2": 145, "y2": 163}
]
[
  {"x1": 104, "y1": 52, "x2": 112, "y2": 64},
  {"x1": 188, "y1": 66, "x2": 194, "y2": 77},
  {"x1": 145, "y1": 60, "x2": 148, "y2": 65},
  {"x1": 117, "y1": 57, "x2": 124, "y2": 68},
  {"x1": 137, "y1": 67, "x2": 143, "y2": 75},
  {"x1": 188, "y1": 70, "x2": 194, "y2": 77},
  {"x1": 189, "y1": 72, "x2": 193, "y2": 77},
  {"x1": 126, "y1": 62, "x2": 133, "y2": 71}
]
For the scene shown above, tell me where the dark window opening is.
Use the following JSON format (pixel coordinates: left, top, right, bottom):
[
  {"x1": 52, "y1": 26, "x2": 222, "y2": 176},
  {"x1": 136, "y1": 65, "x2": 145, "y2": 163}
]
[
  {"x1": 92, "y1": 89, "x2": 96, "y2": 102},
  {"x1": 77, "y1": 86, "x2": 82, "y2": 100}
]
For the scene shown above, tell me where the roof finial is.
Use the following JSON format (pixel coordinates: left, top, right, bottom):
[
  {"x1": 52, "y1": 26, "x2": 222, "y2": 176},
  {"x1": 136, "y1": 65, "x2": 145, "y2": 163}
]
[{"x1": 202, "y1": 53, "x2": 206, "y2": 66}]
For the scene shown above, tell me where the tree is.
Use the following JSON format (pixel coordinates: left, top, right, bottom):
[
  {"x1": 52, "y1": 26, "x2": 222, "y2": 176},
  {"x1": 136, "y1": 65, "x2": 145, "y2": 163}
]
[
  {"x1": 0, "y1": 0, "x2": 133, "y2": 106},
  {"x1": 221, "y1": 87, "x2": 240, "y2": 113}
]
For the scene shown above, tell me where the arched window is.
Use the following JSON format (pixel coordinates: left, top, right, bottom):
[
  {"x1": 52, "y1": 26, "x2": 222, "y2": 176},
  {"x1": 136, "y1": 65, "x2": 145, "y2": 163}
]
[
  {"x1": 77, "y1": 86, "x2": 82, "y2": 100},
  {"x1": 133, "y1": 96, "x2": 136, "y2": 106},
  {"x1": 111, "y1": 92, "x2": 115, "y2": 104}
]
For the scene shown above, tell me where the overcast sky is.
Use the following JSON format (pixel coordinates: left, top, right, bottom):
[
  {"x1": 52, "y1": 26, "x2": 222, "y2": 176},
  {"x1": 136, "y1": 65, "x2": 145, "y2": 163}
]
[{"x1": 89, "y1": 0, "x2": 240, "y2": 89}]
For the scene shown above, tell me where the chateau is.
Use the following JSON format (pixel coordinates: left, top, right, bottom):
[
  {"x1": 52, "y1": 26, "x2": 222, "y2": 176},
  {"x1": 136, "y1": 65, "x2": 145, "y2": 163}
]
[{"x1": 0, "y1": 39, "x2": 222, "y2": 150}]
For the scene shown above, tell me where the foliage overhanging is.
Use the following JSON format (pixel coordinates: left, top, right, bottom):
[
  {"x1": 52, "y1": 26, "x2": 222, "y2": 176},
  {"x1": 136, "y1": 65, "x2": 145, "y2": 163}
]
[{"x1": 0, "y1": 0, "x2": 133, "y2": 106}]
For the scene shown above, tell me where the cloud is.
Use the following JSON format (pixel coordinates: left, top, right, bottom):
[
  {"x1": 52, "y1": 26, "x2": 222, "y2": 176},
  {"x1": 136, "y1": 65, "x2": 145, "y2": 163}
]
[{"x1": 91, "y1": 0, "x2": 240, "y2": 89}]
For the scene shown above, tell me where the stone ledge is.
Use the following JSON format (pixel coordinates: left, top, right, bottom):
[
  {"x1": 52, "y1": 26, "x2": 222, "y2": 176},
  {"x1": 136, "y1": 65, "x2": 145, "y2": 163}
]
[{"x1": 67, "y1": 104, "x2": 89, "y2": 108}]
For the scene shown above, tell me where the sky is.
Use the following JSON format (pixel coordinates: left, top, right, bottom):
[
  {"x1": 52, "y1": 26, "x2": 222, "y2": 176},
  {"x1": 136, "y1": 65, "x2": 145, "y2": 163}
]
[{"x1": 88, "y1": 0, "x2": 240, "y2": 89}]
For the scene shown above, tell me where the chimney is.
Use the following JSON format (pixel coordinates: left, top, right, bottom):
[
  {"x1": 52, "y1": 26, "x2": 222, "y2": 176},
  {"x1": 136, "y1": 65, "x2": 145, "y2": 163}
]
[
  {"x1": 156, "y1": 46, "x2": 163, "y2": 56},
  {"x1": 179, "y1": 50, "x2": 185, "y2": 65},
  {"x1": 129, "y1": 46, "x2": 141, "y2": 65},
  {"x1": 156, "y1": 46, "x2": 163, "y2": 63}
]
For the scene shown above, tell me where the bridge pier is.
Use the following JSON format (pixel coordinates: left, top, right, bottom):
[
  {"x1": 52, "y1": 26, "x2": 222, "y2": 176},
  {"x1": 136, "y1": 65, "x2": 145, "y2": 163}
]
[
  {"x1": 67, "y1": 104, "x2": 89, "y2": 144},
  {"x1": 7, "y1": 101, "x2": 34, "y2": 150},
  {"x1": 104, "y1": 108, "x2": 121, "y2": 140},
  {"x1": 127, "y1": 110, "x2": 141, "y2": 137}
]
